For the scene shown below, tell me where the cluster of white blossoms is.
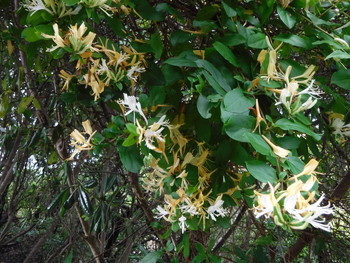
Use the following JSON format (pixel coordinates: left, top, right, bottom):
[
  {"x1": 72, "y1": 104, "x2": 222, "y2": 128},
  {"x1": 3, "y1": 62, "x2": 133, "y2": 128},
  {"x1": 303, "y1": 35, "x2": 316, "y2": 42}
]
[
  {"x1": 253, "y1": 159, "x2": 334, "y2": 232},
  {"x1": 331, "y1": 118, "x2": 350, "y2": 137},
  {"x1": 23, "y1": 0, "x2": 81, "y2": 18},
  {"x1": 258, "y1": 38, "x2": 323, "y2": 115},
  {"x1": 23, "y1": 0, "x2": 120, "y2": 18},
  {"x1": 118, "y1": 94, "x2": 227, "y2": 233}
]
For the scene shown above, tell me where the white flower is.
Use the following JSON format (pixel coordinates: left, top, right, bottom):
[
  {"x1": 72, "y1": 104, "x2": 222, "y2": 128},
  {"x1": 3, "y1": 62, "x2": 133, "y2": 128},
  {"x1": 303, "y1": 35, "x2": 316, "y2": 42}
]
[
  {"x1": 253, "y1": 183, "x2": 278, "y2": 219},
  {"x1": 207, "y1": 196, "x2": 226, "y2": 221},
  {"x1": 293, "y1": 97, "x2": 317, "y2": 114},
  {"x1": 23, "y1": 0, "x2": 53, "y2": 15},
  {"x1": 179, "y1": 199, "x2": 199, "y2": 216},
  {"x1": 178, "y1": 215, "x2": 187, "y2": 233},
  {"x1": 288, "y1": 194, "x2": 334, "y2": 232},
  {"x1": 137, "y1": 115, "x2": 169, "y2": 153},
  {"x1": 331, "y1": 118, "x2": 350, "y2": 137},
  {"x1": 127, "y1": 63, "x2": 145, "y2": 82},
  {"x1": 155, "y1": 205, "x2": 169, "y2": 220},
  {"x1": 118, "y1": 93, "x2": 147, "y2": 123}
]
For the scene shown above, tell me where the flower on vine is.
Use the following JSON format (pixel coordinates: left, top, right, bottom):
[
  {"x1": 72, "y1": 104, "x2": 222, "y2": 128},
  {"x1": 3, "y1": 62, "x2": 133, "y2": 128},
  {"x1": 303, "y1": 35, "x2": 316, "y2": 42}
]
[
  {"x1": 178, "y1": 215, "x2": 188, "y2": 233},
  {"x1": 207, "y1": 195, "x2": 226, "y2": 221},
  {"x1": 126, "y1": 62, "x2": 145, "y2": 82},
  {"x1": 80, "y1": 0, "x2": 116, "y2": 16},
  {"x1": 253, "y1": 183, "x2": 279, "y2": 219},
  {"x1": 59, "y1": 70, "x2": 75, "y2": 91},
  {"x1": 23, "y1": 0, "x2": 81, "y2": 18},
  {"x1": 262, "y1": 135, "x2": 290, "y2": 158},
  {"x1": 331, "y1": 118, "x2": 350, "y2": 137},
  {"x1": 118, "y1": 93, "x2": 147, "y2": 123},
  {"x1": 67, "y1": 23, "x2": 96, "y2": 54},
  {"x1": 137, "y1": 116, "x2": 168, "y2": 154},
  {"x1": 42, "y1": 24, "x2": 66, "y2": 52},
  {"x1": 81, "y1": 60, "x2": 105, "y2": 101},
  {"x1": 68, "y1": 120, "x2": 96, "y2": 160}
]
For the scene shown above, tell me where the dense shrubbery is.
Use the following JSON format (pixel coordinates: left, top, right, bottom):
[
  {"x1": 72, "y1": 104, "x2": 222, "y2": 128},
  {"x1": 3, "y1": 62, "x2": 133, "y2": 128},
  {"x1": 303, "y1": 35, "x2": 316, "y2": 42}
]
[{"x1": 0, "y1": 0, "x2": 350, "y2": 262}]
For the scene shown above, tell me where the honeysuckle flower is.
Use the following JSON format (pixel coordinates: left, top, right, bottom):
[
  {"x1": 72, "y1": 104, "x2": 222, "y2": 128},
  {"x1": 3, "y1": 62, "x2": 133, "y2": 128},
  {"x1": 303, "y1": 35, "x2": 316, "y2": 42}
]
[
  {"x1": 253, "y1": 99, "x2": 266, "y2": 132},
  {"x1": 59, "y1": 70, "x2": 75, "y2": 91},
  {"x1": 287, "y1": 194, "x2": 333, "y2": 232},
  {"x1": 168, "y1": 124, "x2": 188, "y2": 155},
  {"x1": 331, "y1": 118, "x2": 350, "y2": 137},
  {"x1": 293, "y1": 96, "x2": 318, "y2": 114},
  {"x1": 295, "y1": 159, "x2": 319, "y2": 178},
  {"x1": 137, "y1": 117, "x2": 168, "y2": 154},
  {"x1": 81, "y1": 60, "x2": 105, "y2": 100},
  {"x1": 207, "y1": 196, "x2": 226, "y2": 221},
  {"x1": 155, "y1": 205, "x2": 170, "y2": 220},
  {"x1": 68, "y1": 23, "x2": 96, "y2": 54},
  {"x1": 68, "y1": 120, "x2": 96, "y2": 160},
  {"x1": 253, "y1": 183, "x2": 279, "y2": 219},
  {"x1": 80, "y1": 0, "x2": 116, "y2": 16},
  {"x1": 118, "y1": 93, "x2": 147, "y2": 123},
  {"x1": 23, "y1": 0, "x2": 81, "y2": 18},
  {"x1": 23, "y1": 0, "x2": 54, "y2": 15},
  {"x1": 42, "y1": 24, "x2": 66, "y2": 52},
  {"x1": 179, "y1": 199, "x2": 199, "y2": 216},
  {"x1": 126, "y1": 63, "x2": 145, "y2": 82},
  {"x1": 262, "y1": 135, "x2": 290, "y2": 158},
  {"x1": 178, "y1": 215, "x2": 187, "y2": 233}
]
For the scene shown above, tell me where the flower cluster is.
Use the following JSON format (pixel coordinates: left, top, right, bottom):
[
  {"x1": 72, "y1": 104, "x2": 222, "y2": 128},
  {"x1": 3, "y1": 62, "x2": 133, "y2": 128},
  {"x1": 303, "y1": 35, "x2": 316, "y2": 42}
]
[
  {"x1": 253, "y1": 159, "x2": 334, "y2": 232},
  {"x1": 23, "y1": 0, "x2": 81, "y2": 18},
  {"x1": 330, "y1": 116, "x2": 350, "y2": 138},
  {"x1": 258, "y1": 39, "x2": 322, "y2": 115},
  {"x1": 118, "y1": 94, "x2": 227, "y2": 233},
  {"x1": 43, "y1": 24, "x2": 146, "y2": 100},
  {"x1": 68, "y1": 120, "x2": 96, "y2": 160}
]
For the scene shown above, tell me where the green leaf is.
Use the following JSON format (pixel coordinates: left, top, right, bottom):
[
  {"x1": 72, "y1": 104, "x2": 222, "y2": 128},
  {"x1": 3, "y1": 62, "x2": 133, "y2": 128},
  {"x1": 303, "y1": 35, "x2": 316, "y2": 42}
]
[
  {"x1": 117, "y1": 145, "x2": 143, "y2": 173},
  {"x1": 277, "y1": 6, "x2": 297, "y2": 29},
  {"x1": 17, "y1": 96, "x2": 34, "y2": 114},
  {"x1": 325, "y1": 50, "x2": 350, "y2": 60},
  {"x1": 197, "y1": 95, "x2": 212, "y2": 119},
  {"x1": 22, "y1": 24, "x2": 53, "y2": 42},
  {"x1": 245, "y1": 160, "x2": 277, "y2": 183},
  {"x1": 222, "y1": 0, "x2": 237, "y2": 17},
  {"x1": 150, "y1": 32, "x2": 164, "y2": 59},
  {"x1": 224, "y1": 115, "x2": 254, "y2": 142},
  {"x1": 331, "y1": 69, "x2": 350, "y2": 90},
  {"x1": 63, "y1": 250, "x2": 74, "y2": 263},
  {"x1": 247, "y1": 33, "x2": 268, "y2": 49},
  {"x1": 245, "y1": 133, "x2": 272, "y2": 156},
  {"x1": 126, "y1": 123, "x2": 138, "y2": 135},
  {"x1": 134, "y1": 0, "x2": 164, "y2": 21},
  {"x1": 140, "y1": 251, "x2": 163, "y2": 263},
  {"x1": 275, "y1": 34, "x2": 312, "y2": 49},
  {"x1": 213, "y1": 41, "x2": 239, "y2": 67},
  {"x1": 285, "y1": 156, "x2": 304, "y2": 174},
  {"x1": 196, "y1": 59, "x2": 231, "y2": 93},
  {"x1": 274, "y1": 119, "x2": 322, "y2": 140},
  {"x1": 306, "y1": 11, "x2": 337, "y2": 26},
  {"x1": 223, "y1": 88, "x2": 255, "y2": 115},
  {"x1": 164, "y1": 57, "x2": 196, "y2": 67}
]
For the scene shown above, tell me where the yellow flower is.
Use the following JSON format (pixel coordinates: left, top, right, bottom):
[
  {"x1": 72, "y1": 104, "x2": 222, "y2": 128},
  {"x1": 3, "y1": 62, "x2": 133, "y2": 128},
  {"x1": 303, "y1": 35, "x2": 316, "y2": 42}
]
[
  {"x1": 295, "y1": 159, "x2": 319, "y2": 177},
  {"x1": 67, "y1": 23, "x2": 97, "y2": 54},
  {"x1": 59, "y1": 70, "x2": 75, "y2": 91},
  {"x1": 68, "y1": 120, "x2": 96, "y2": 160},
  {"x1": 42, "y1": 24, "x2": 66, "y2": 52},
  {"x1": 261, "y1": 135, "x2": 290, "y2": 158}
]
